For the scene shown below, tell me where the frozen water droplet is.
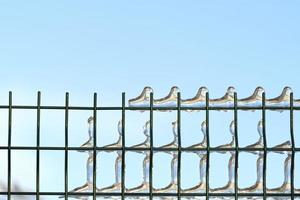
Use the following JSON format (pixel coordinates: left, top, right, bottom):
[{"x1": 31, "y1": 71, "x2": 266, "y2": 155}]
[
  {"x1": 60, "y1": 153, "x2": 101, "y2": 199},
  {"x1": 153, "y1": 152, "x2": 179, "y2": 193},
  {"x1": 215, "y1": 120, "x2": 235, "y2": 151},
  {"x1": 59, "y1": 116, "x2": 102, "y2": 199},
  {"x1": 154, "y1": 86, "x2": 180, "y2": 110},
  {"x1": 181, "y1": 87, "x2": 208, "y2": 110},
  {"x1": 239, "y1": 153, "x2": 264, "y2": 193},
  {"x1": 266, "y1": 87, "x2": 293, "y2": 110},
  {"x1": 143, "y1": 121, "x2": 150, "y2": 137},
  {"x1": 79, "y1": 116, "x2": 95, "y2": 150},
  {"x1": 189, "y1": 120, "x2": 207, "y2": 149},
  {"x1": 159, "y1": 121, "x2": 178, "y2": 148},
  {"x1": 127, "y1": 121, "x2": 152, "y2": 193},
  {"x1": 103, "y1": 119, "x2": 123, "y2": 149},
  {"x1": 267, "y1": 142, "x2": 292, "y2": 194},
  {"x1": 131, "y1": 120, "x2": 151, "y2": 149},
  {"x1": 271, "y1": 141, "x2": 292, "y2": 154},
  {"x1": 210, "y1": 152, "x2": 236, "y2": 193},
  {"x1": 238, "y1": 87, "x2": 265, "y2": 109},
  {"x1": 257, "y1": 120, "x2": 263, "y2": 137},
  {"x1": 117, "y1": 119, "x2": 122, "y2": 136},
  {"x1": 100, "y1": 151, "x2": 123, "y2": 193},
  {"x1": 98, "y1": 120, "x2": 125, "y2": 193},
  {"x1": 128, "y1": 87, "x2": 153, "y2": 111},
  {"x1": 182, "y1": 121, "x2": 208, "y2": 193},
  {"x1": 244, "y1": 119, "x2": 264, "y2": 152},
  {"x1": 267, "y1": 155, "x2": 291, "y2": 194},
  {"x1": 126, "y1": 152, "x2": 150, "y2": 193},
  {"x1": 210, "y1": 86, "x2": 235, "y2": 111},
  {"x1": 182, "y1": 154, "x2": 207, "y2": 193},
  {"x1": 229, "y1": 120, "x2": 235, "y2": 136},
  {"x1": 201, "y1": 120, "x2": 207, "y2": 135}
]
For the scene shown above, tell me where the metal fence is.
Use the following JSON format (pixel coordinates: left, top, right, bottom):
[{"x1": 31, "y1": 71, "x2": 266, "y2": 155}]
[{"x1": 0, "y1": 86, "x2": 299, "y2": 200}]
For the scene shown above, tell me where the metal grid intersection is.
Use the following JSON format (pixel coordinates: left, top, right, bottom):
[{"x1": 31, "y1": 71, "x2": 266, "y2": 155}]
[{"x1": 0, "y1": 91, "x2": 299, "y2": 199}]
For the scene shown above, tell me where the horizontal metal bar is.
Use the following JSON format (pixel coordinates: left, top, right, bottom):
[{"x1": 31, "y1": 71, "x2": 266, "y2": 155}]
[
  {"x1": 0, "y1": 105, "x2": 300, "y2": 111},
  {"x1": 1, "y1": 146, "x2": 299, "y2": 151},
  {"x1": 0, "y1": 192, "x2": 299, "y2": 196}
]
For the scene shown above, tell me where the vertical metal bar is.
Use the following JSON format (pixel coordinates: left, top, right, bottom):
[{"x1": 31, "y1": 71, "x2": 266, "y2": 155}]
[
  {"x1": 205, "y1": 93, "x2": 210, "y2": 200},
  {"x1": 290, "y1": 93, "x2": 295, "y2": 200},
  {"x1": 233, "y1": 93, "x2": 239, "y2": 200},
  {"x1": 262, "y1": 92, "x2": 267, "y2": 200},
  {"x1": 7, "y1": 92, "x2": 12, "y2": 200},
  {"x1": 64, "y1": 93, "x2": 69, "y2": 200},
  {"x1": 36, "y1": 92, "x2": 41, "y2": 200},
  {"x1": 149, "y1": 93, "x2": 154, "y2": 200},
  {"x1": 177, "y1": 93, "x2": 181, "y2": 199},
  {"x1": 121, "y1": 93, "x2": 126, "y2": 200},
  {"x1": 93, "y1": 93, "x2": 97, "y2": 200}
]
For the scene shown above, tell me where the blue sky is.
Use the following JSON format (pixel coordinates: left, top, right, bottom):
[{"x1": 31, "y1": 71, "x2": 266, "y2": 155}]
[{"x1": 0, "y1": 1, "x2": 300, "y2": 199}]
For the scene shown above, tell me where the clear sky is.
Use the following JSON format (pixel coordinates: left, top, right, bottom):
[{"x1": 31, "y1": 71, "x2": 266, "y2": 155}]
[{"x1": 0, "y1": 1, "x2": 300, "y2": 199}]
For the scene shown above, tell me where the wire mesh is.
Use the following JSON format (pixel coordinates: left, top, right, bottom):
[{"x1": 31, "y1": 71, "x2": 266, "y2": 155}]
[{"x1": 0, "y1": 87, "x2": 299, "y2": 200}]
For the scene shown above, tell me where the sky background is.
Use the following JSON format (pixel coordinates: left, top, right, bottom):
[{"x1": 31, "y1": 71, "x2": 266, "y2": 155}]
[{"x1": 0, "y1": 1, "x2": 300, "y2": 199}]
